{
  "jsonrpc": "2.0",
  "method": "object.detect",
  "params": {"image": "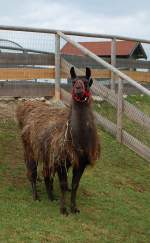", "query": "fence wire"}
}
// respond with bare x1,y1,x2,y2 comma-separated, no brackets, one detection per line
0,30,55,86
